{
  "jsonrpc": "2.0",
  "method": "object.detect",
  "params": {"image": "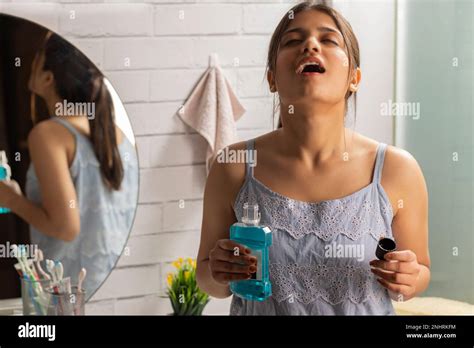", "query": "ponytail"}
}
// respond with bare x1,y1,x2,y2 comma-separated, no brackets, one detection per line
89,76,124,191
